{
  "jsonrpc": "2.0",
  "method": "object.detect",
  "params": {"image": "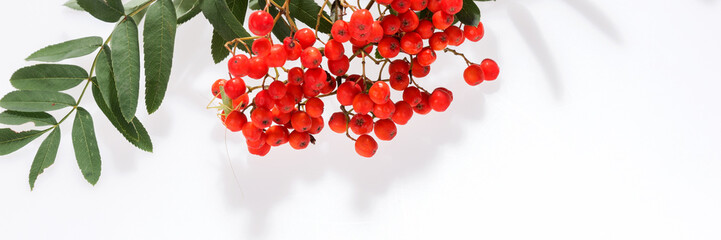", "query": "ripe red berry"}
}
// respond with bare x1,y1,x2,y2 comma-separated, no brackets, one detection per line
224,77,247,100
368,21,384,43
350,9,374,40
427,0,441,12
224,111,247,132
252,37,272,57
372,100,396,119
400,32,423,55
391,101,413,125
243,124,263,141
302,81,321,98
432,11,454,30
351,44,373,58
289,130,311,150
247,141,271,156
329,112,349,133
398,10,419,32
309,116,324,134
283,37,302,60
247,56,268,79
350,114,374,135
303,67,327,90
411,57,431,78
429,87,453,112
480,58,499,80
287,67,304,85
403,86,422,106
413,91,432,115
265,44,287,67
377,0,393,4
416,47,437,66
265,125,289,146
305,97,324,118
272,107,291,124
251,107,273,128
352,93,375,114
268,80,287,100
368,81,391,105
228,54,249,77
415,20,435,39
463,64,485,86
295,28,317,48
324,39,345,61
441,0,463,15
248,10,274,36
410,0,428,11
301,47,322,68
355,134,378,158
211,79,225,99
286,84,303,103
389,72,409,91
378,37,401,59
327,56,350,76
291,111,312,132
337,81,362,106
331,20,351,43
429,32,449,51
380,15,401,35
391,0,411,13
445,26,465,46
373,119,397,141
389,59,410,75
253,90,275,109
275,94,296,113
233,93,250,110
464,23,484,42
